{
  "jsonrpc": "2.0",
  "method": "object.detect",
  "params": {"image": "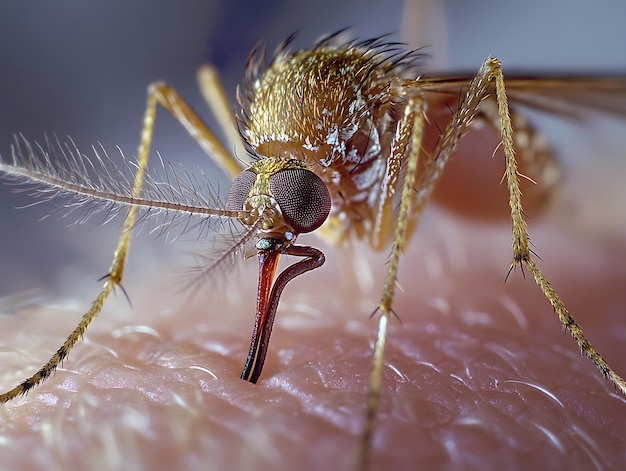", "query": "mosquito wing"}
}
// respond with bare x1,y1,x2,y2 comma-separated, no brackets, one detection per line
415,74,626,118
